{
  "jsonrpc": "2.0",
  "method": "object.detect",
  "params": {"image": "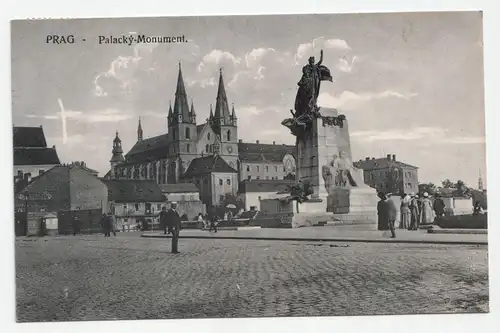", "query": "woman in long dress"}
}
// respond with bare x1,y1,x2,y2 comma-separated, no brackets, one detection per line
420,192,434,224
400,193,411,229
